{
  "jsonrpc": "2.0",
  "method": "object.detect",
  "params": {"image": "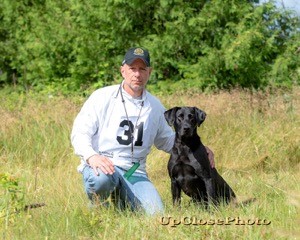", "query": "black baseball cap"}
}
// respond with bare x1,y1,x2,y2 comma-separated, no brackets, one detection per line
122,47,150,67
